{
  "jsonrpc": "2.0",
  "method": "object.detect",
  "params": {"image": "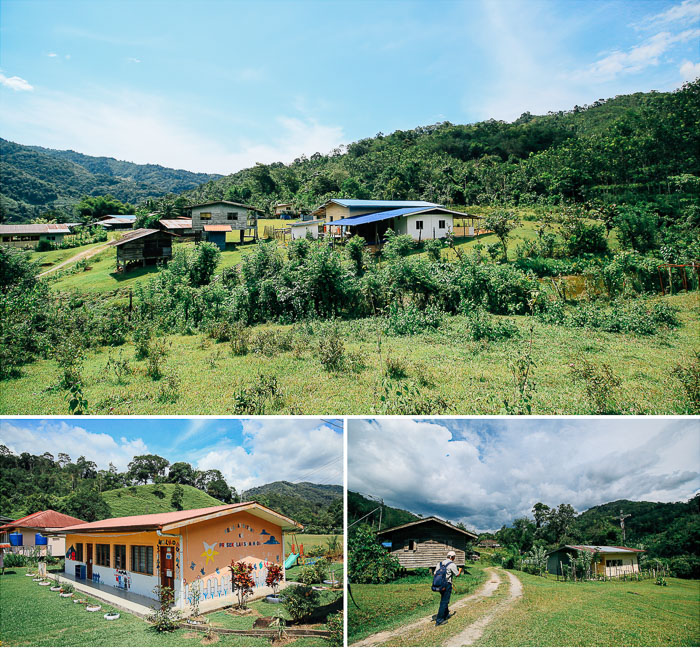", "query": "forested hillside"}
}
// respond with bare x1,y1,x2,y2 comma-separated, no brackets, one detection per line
243,481,343,533
0,445,340,532
348,491,420,531
0,138,221,223
184,81,699,214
